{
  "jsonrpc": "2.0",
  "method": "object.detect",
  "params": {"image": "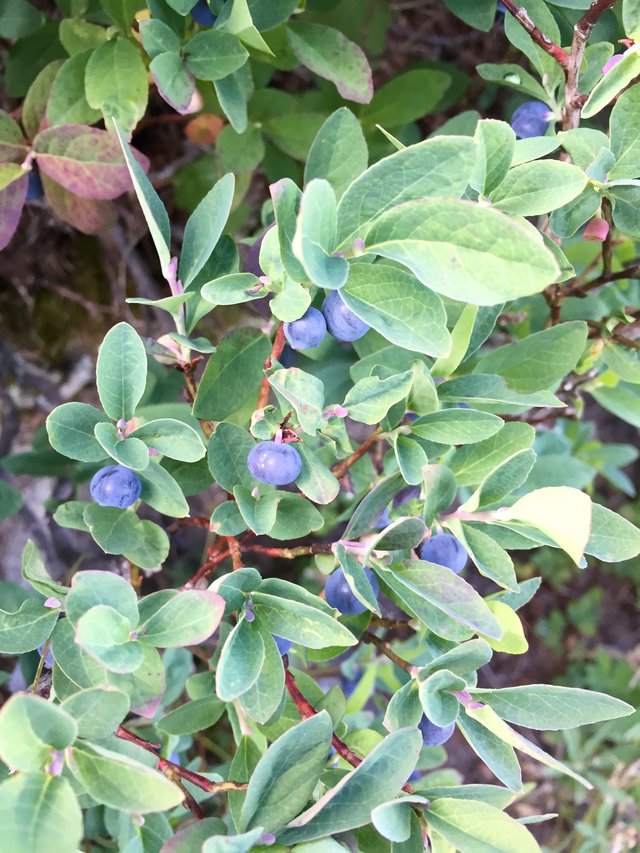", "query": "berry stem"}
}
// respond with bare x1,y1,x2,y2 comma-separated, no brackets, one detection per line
362,631,413,673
